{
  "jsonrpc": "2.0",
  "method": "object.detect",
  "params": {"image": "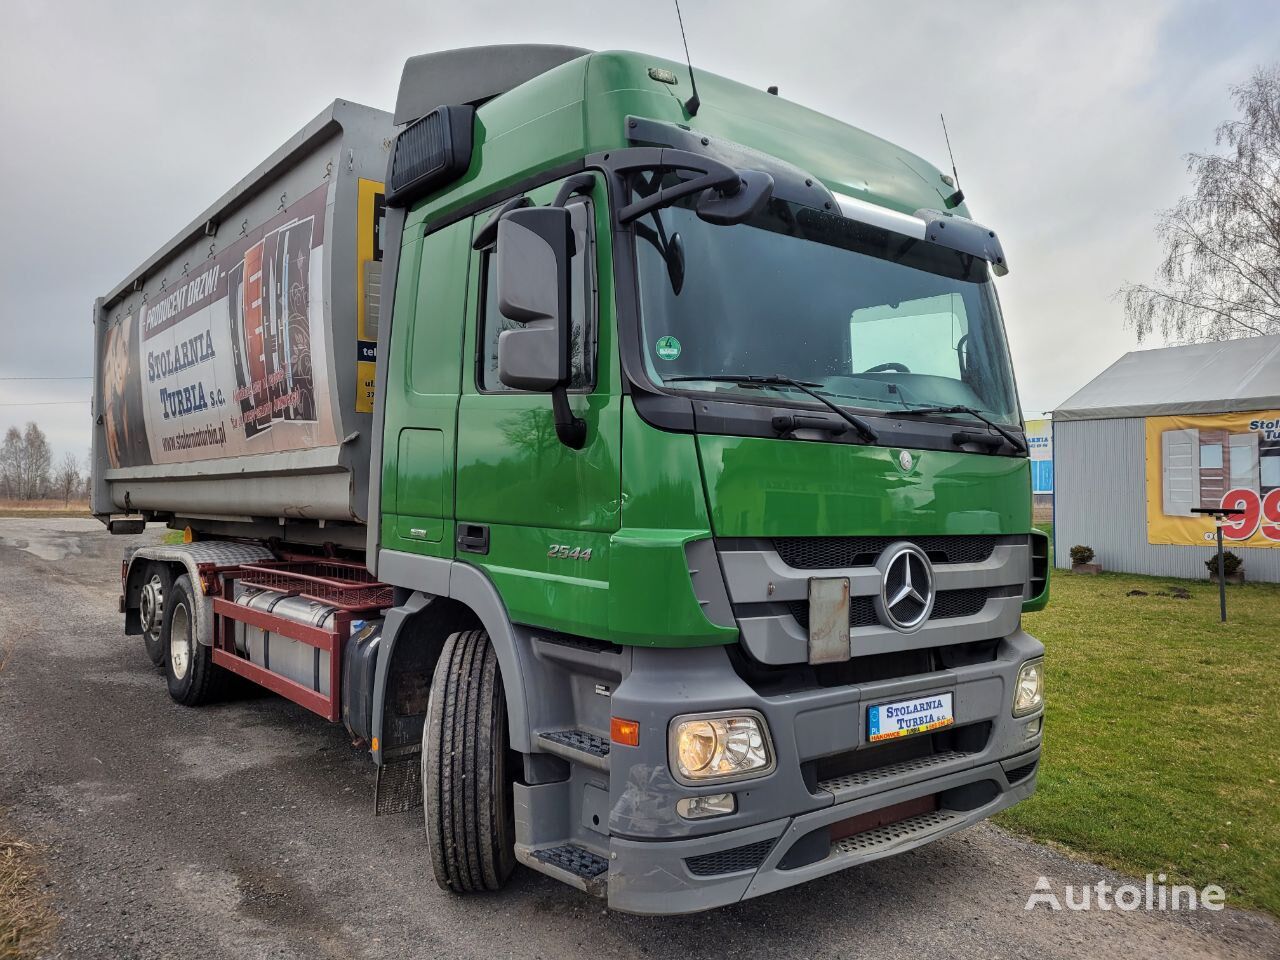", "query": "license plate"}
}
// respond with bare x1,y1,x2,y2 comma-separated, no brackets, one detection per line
868,692,955,742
